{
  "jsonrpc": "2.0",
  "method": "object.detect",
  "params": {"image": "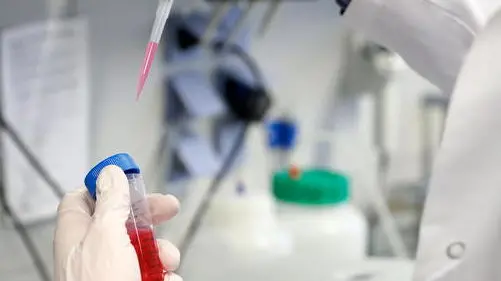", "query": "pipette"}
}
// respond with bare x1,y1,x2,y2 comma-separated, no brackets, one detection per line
137,0,175,100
